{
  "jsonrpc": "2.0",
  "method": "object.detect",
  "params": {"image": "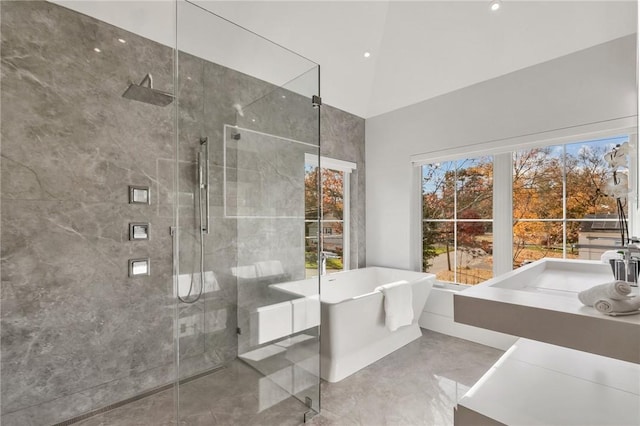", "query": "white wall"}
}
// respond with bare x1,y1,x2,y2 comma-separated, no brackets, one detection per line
366,35,637,270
